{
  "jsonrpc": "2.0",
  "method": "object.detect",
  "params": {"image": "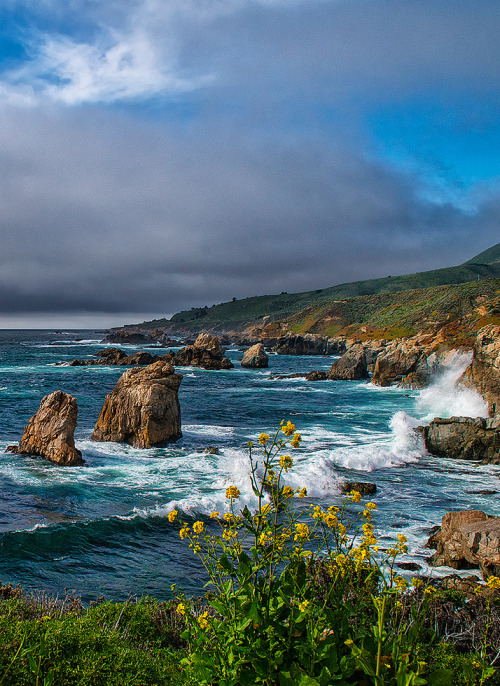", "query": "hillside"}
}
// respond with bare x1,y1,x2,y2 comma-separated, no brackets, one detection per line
128,242,500,335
